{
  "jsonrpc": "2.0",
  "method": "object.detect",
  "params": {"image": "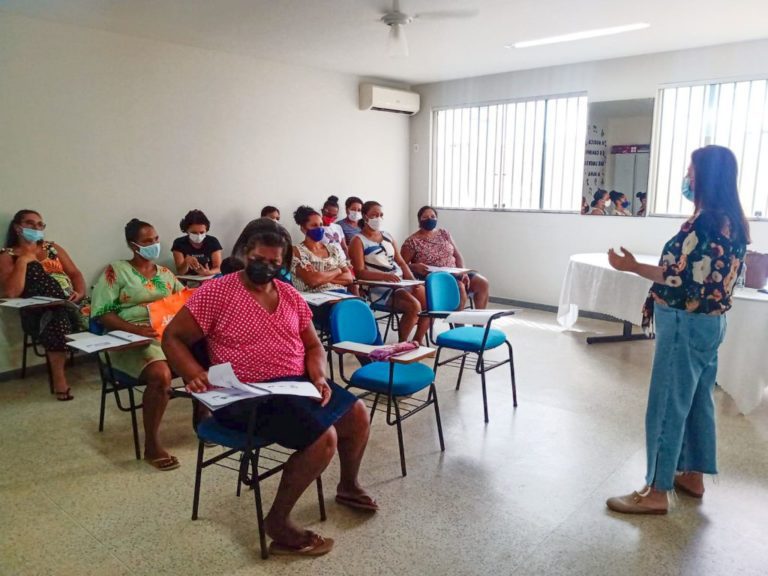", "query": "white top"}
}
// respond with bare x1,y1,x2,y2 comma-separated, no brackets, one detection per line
321,223,346,247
